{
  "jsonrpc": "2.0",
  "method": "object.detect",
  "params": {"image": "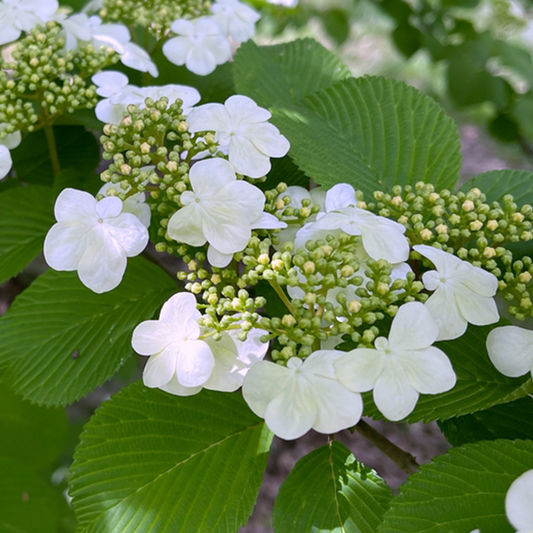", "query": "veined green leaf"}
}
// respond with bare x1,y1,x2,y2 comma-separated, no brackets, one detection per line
70,383,272,533
378,439,533,533
273,441,392,533
0,257,176,406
